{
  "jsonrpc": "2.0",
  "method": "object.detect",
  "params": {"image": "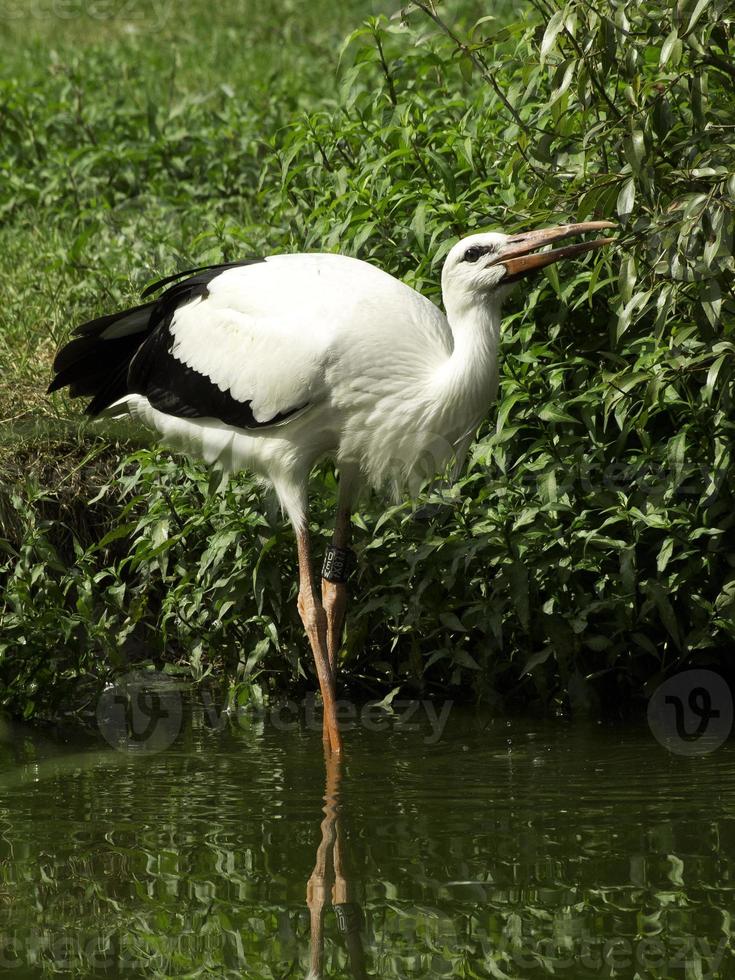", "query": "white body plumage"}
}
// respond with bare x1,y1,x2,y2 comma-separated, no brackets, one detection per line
51,223,613,528
111,249,502,525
